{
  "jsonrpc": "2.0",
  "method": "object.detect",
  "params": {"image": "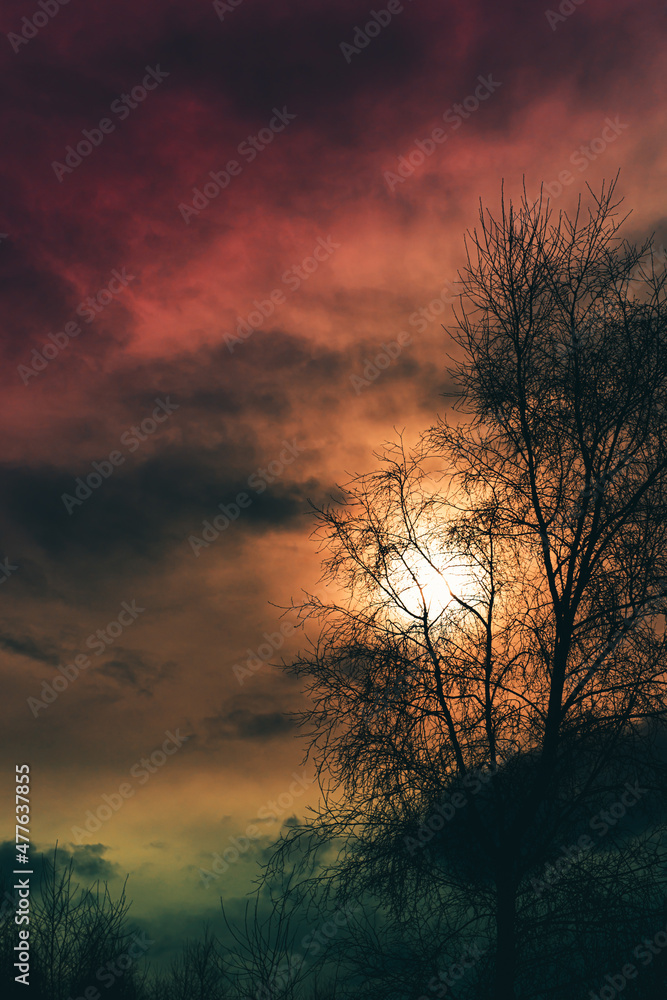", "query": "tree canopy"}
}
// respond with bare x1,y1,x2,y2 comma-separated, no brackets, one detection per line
266,179,667,1000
